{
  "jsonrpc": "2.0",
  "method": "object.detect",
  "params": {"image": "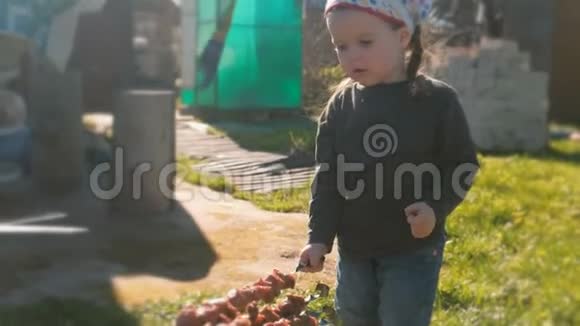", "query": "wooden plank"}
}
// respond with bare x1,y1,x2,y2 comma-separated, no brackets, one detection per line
214,152,285,160
177,138,230,145
254,183,310,193
195,160,265,172
233,165,299,177
177,144,241,155
234,181,312,193
232,173,313,187
177,144,241,153
177,141,235,149
230,167,314,178
231,171,313,184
